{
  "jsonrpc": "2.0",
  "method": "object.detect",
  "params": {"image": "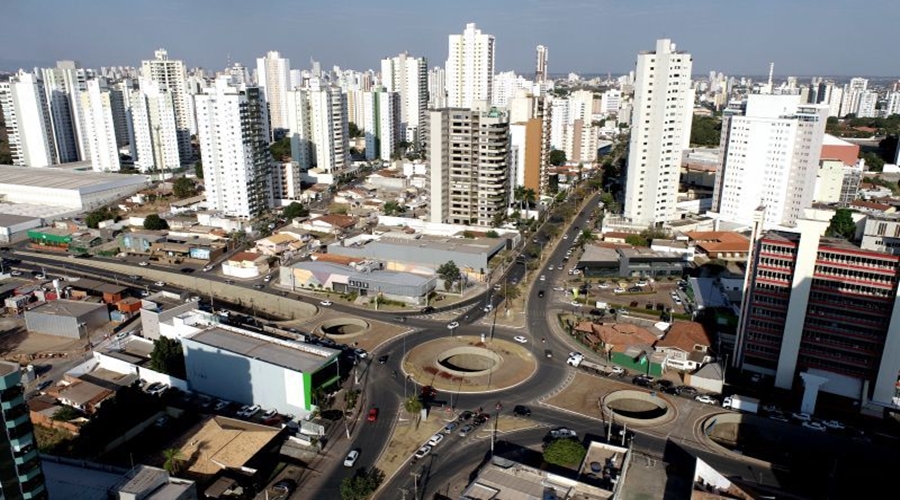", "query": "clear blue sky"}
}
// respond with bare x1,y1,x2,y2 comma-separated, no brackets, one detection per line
1,0,896,77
